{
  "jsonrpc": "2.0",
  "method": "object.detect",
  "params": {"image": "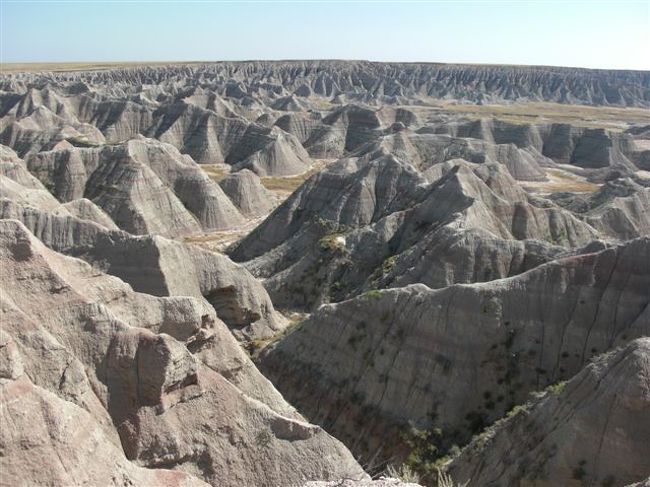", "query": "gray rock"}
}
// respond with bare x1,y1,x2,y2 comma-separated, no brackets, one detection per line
0,198,287,342
551,177,650,240
61,197,119,229
233,158,598,310
448,338,650,486
25,137,245,236
305,479,423,487
0,219,366,486
219,168,278,217
259,238,650,466
6,61,647,107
